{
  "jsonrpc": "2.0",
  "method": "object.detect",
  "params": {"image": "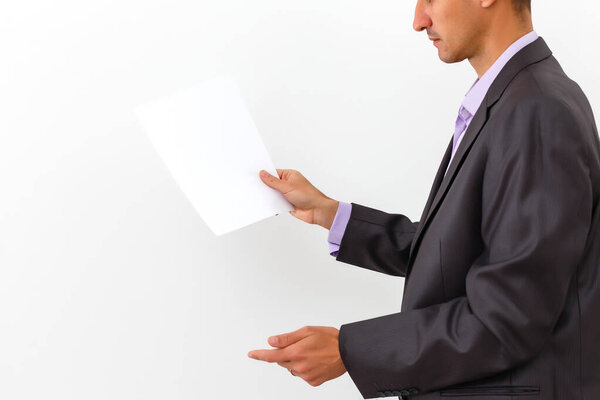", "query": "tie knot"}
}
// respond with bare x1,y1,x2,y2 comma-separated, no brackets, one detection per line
458,106,471,121
453,106,472,153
